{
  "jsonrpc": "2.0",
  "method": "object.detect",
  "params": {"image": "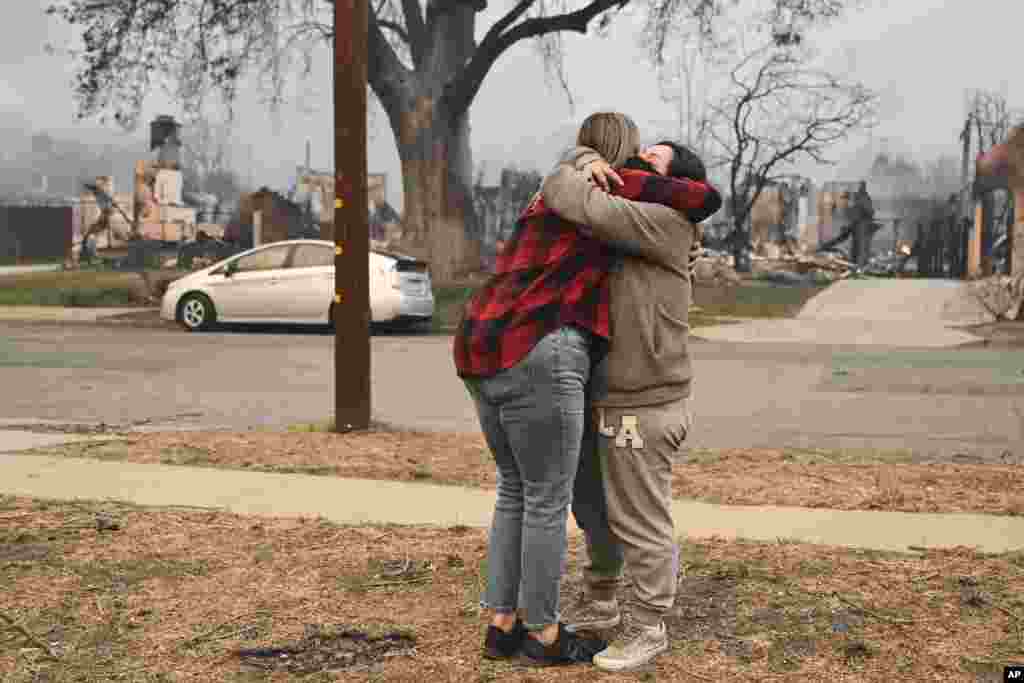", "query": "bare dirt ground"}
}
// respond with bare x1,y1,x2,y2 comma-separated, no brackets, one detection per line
2,496,1022,682
25,428,1024,516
